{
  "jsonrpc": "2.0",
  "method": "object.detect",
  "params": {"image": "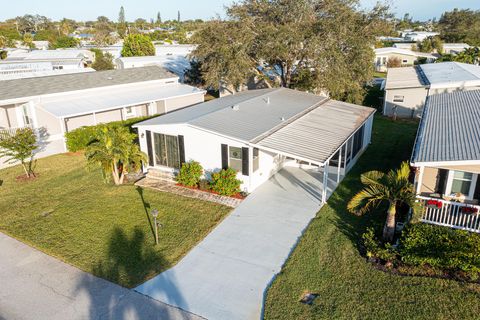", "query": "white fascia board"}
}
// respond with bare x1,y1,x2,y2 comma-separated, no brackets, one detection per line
411,160,480,167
